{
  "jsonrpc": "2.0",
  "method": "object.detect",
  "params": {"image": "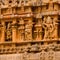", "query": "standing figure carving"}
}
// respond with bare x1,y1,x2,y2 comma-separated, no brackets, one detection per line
25,23,32,40
6,22,12,41
34,19,43,40
43,16,54,40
